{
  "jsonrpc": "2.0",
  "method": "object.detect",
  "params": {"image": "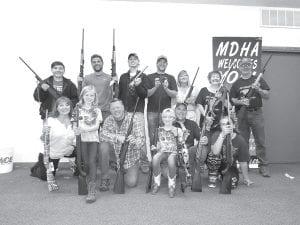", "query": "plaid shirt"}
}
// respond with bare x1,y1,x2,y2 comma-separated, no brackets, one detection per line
100,113,144,169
